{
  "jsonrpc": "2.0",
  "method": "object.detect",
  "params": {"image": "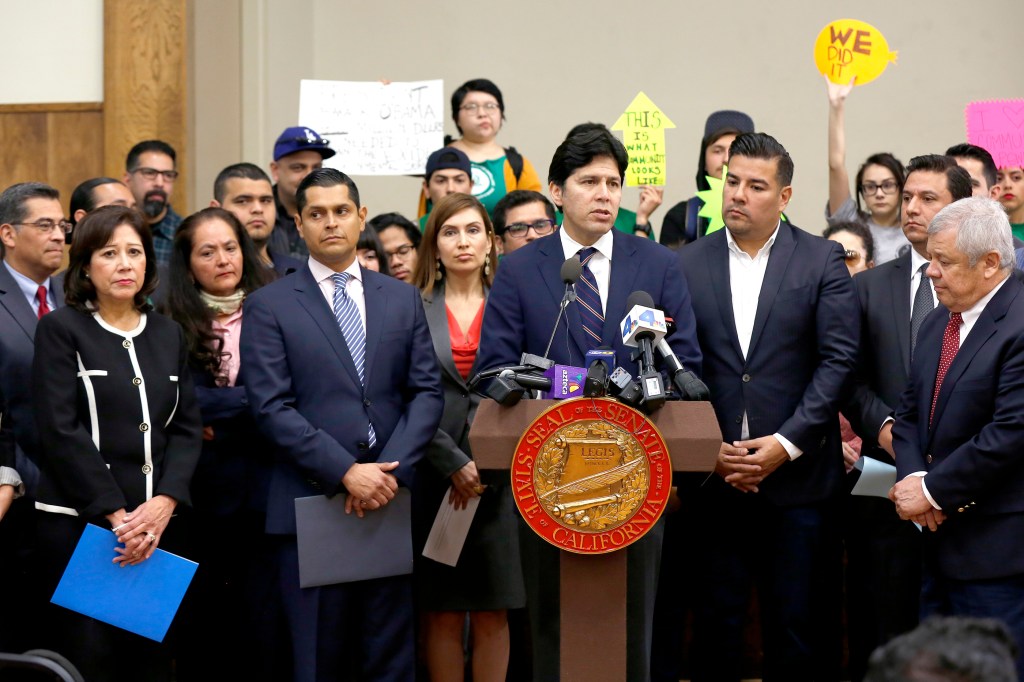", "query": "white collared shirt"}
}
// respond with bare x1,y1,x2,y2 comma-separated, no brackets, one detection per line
560,227,614,313
308,257,366,330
